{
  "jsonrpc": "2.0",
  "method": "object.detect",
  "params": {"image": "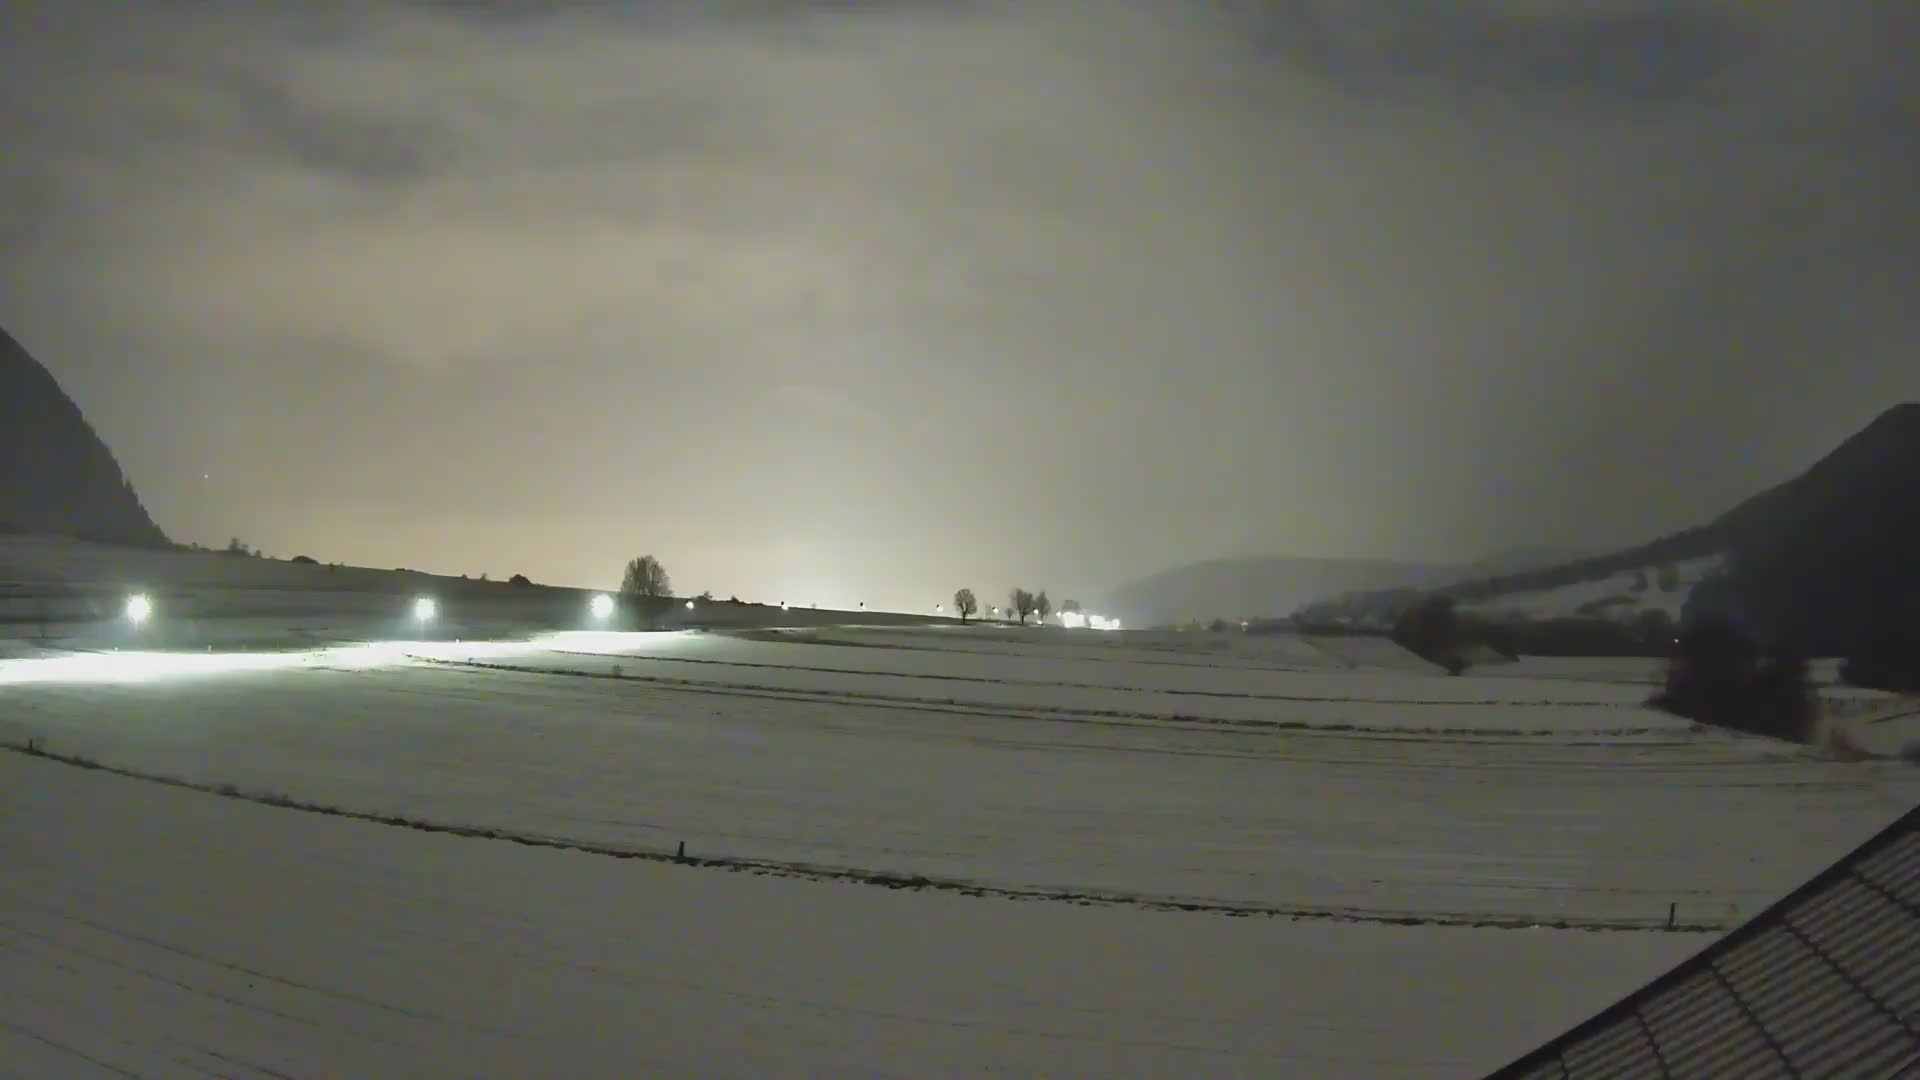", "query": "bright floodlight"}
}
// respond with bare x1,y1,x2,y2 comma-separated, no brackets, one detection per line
589,594,615,619
124,594,153,625
413,597,437,622
686,599,695,610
